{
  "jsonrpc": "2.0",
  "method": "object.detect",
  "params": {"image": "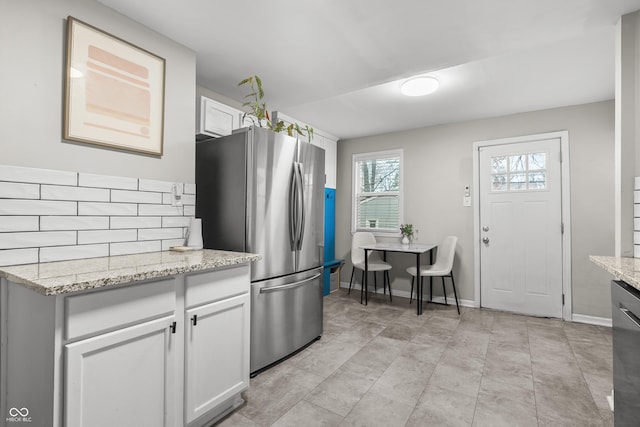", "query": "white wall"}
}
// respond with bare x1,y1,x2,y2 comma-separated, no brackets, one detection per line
0,0,196,183
337,100,614,319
